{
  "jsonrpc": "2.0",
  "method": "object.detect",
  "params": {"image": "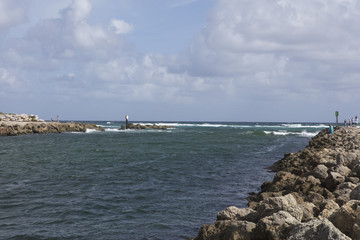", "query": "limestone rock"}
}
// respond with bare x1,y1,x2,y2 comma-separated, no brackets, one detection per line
312,164,328,180
256,194,303,221
325,172,345,191
319,200,340,219
255,211,300,240
332,165,351,177
217,206,258,223
194,220,256,240
0,113,45,122
288,218,351,240
329,200,360,239
300,201,317,222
